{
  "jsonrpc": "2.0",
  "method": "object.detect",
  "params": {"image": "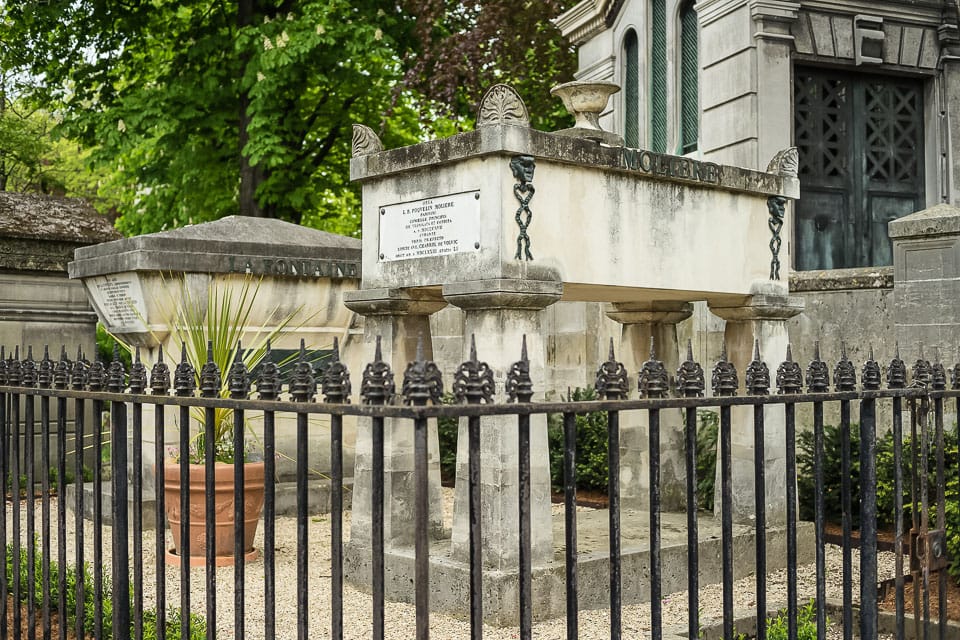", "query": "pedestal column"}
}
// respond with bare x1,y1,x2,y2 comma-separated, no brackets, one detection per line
442,279,562,570
605,301,693,512
342,288,447,549
709,284,804,525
